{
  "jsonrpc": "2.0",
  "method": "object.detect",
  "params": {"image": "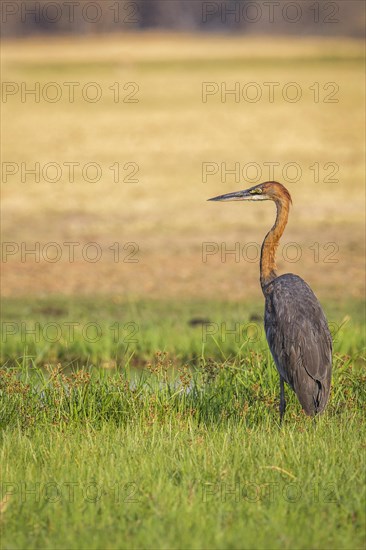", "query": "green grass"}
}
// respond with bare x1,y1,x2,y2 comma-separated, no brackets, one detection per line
1,296,364,366
0,348,365,550
1,297,365,550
